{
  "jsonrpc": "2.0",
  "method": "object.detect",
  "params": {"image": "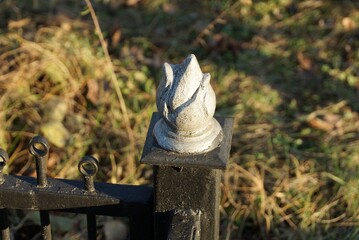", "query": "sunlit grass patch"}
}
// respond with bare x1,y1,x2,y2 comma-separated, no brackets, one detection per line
0,23,156,183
